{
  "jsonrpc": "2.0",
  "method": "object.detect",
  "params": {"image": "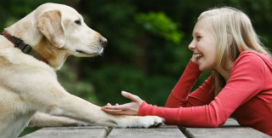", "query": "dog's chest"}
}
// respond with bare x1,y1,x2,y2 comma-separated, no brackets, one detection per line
0,112,34,138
